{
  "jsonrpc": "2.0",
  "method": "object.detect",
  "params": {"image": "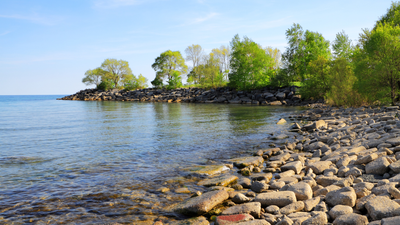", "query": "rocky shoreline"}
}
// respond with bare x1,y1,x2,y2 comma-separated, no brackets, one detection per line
159,105,400,225
57,86,320,106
